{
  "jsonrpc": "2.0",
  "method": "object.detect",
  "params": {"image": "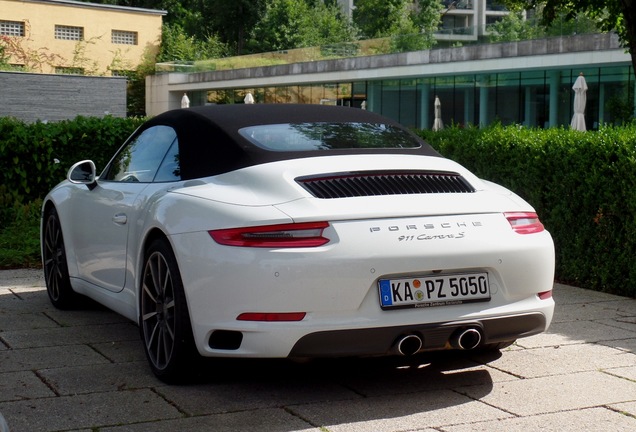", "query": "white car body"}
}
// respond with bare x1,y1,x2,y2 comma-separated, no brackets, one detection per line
42,104,555,381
